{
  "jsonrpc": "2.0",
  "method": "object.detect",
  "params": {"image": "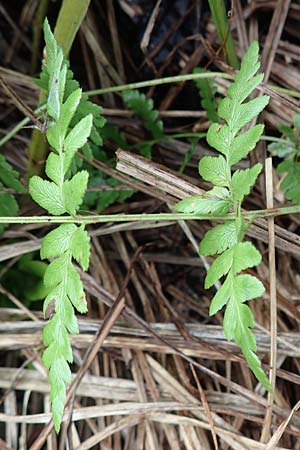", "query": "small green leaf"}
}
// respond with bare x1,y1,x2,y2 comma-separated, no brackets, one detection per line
176,187,232,216
45,153,61,184
193,67,219,122
228,74,263,104
59,299,79,334
47,49,64,121
278,124,298,144
198,155,229,187
277,160,300,203
0,190,19,233
71,225,90,271
218,96,269,135
209,276,231,315
29,176,65,215
229,125,264,165
234,274,265,302
231,163,262,202
232,242,262,274
46,122,62,151
48,356,72,432
269,141,295,158
0,155,25,192
43,314,60,347
59,88,82,139
44,253,69,288
223,297,271,391
207,123,230,155
200,222,237,256
41,224,77,259
66,263,87,313
63,171,89,214
293,114,300,131
123,89,164,139
64,115,93,173
43,18,58,76
205,248,234,289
